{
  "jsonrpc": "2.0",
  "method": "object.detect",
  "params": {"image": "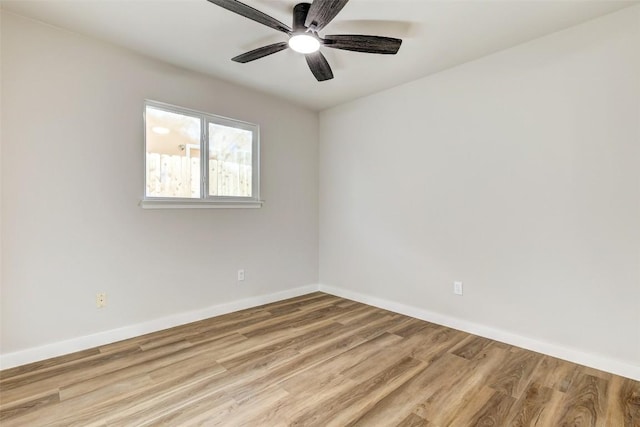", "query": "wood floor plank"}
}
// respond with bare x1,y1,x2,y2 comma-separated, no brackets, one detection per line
1,351,228,426
604,374,640,427
463,389,516,426
290,356,426,427
239,304,348,339
341,327,439,381
556,372,609,427
1,345,146,392
58,333,243,401
280,332,403,396
387,317,435,338
0,339,194,413
216,321,343,369
1,292,637,426
413,344,510,426
529,355,578,393
239,371,359,426
137,393,236,427
443,385,496,426
0,347,101,383
100,307,270,354
505,382,554,426
0,390,60,422
410,326,467,363
193,387,290,427
347,353,466,426
72,375,232,426
225,322,375,403
449,334,493,360
325,303,375,323
395,412,430,427
535,388,569,427
487,346,544,399
225,333,365,402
